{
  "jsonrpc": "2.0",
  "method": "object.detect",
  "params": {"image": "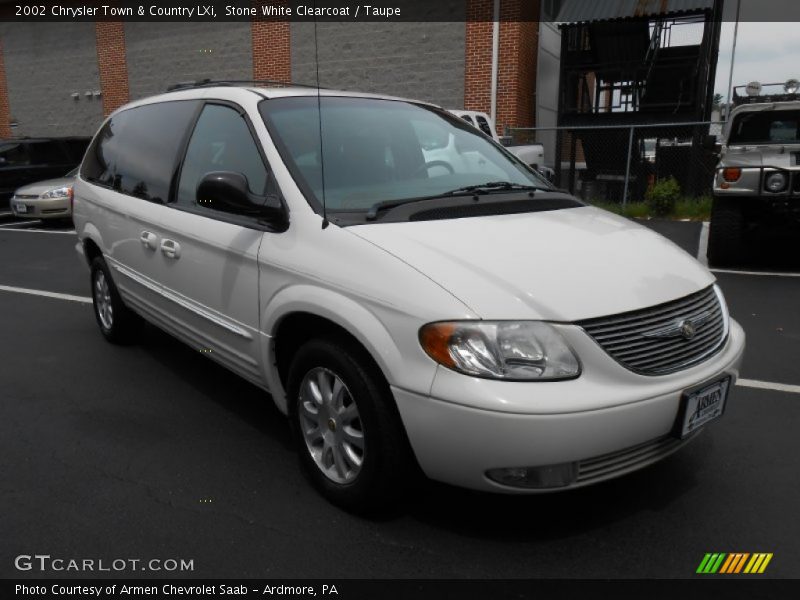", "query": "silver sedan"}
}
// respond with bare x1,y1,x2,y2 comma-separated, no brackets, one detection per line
10,167,77,220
